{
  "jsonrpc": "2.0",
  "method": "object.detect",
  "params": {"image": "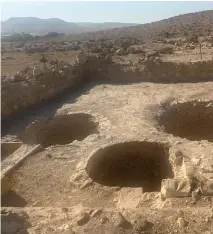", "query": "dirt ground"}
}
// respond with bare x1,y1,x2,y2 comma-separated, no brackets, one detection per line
1,50,79,76
2,79,213,233
2,42,213,76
